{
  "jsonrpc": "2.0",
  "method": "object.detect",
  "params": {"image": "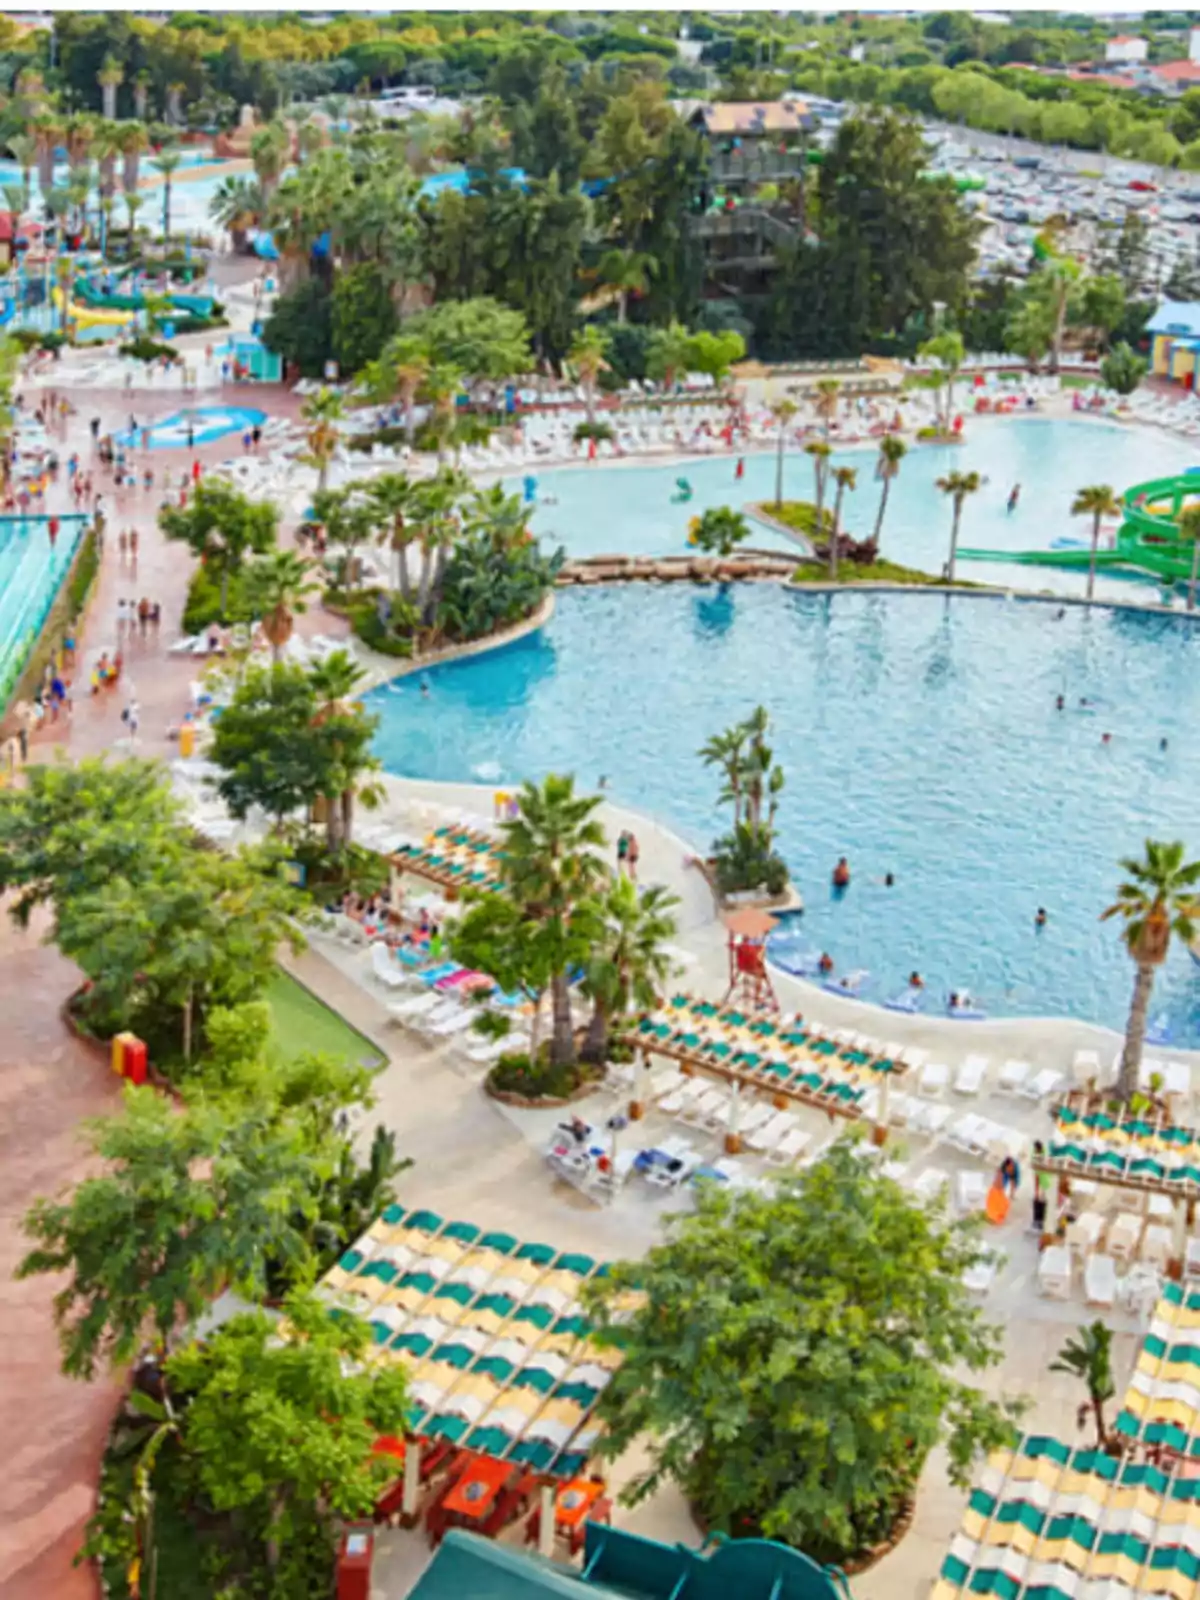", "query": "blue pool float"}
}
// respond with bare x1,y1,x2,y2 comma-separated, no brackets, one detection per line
884,986,925,1014
770,946,824,977
823,969,870,997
